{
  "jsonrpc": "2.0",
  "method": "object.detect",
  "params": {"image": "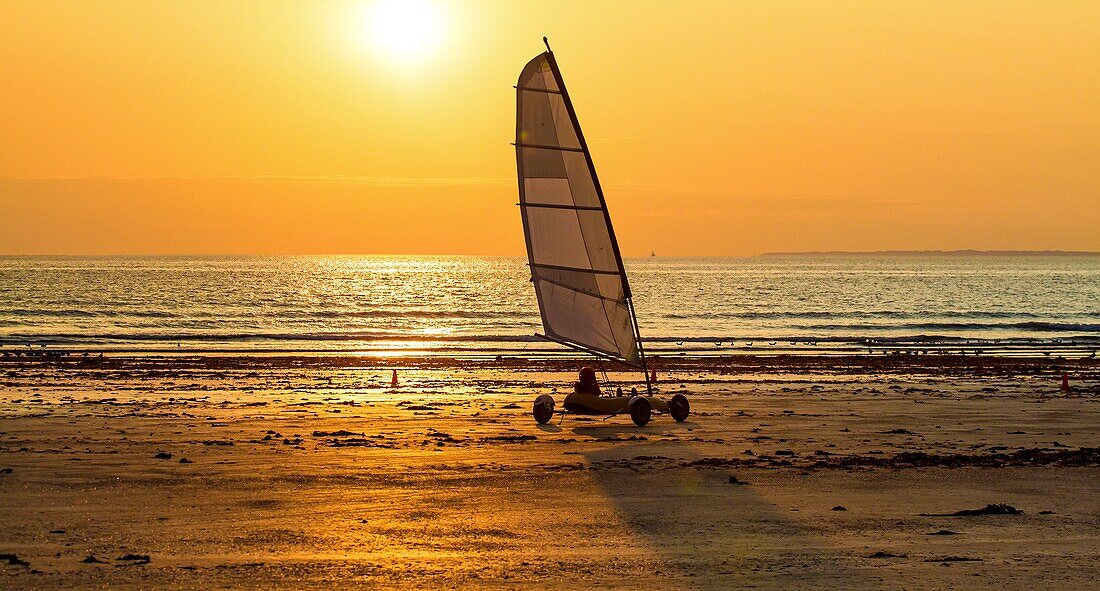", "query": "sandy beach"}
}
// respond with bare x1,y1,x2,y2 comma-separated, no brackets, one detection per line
1,353,1097,589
